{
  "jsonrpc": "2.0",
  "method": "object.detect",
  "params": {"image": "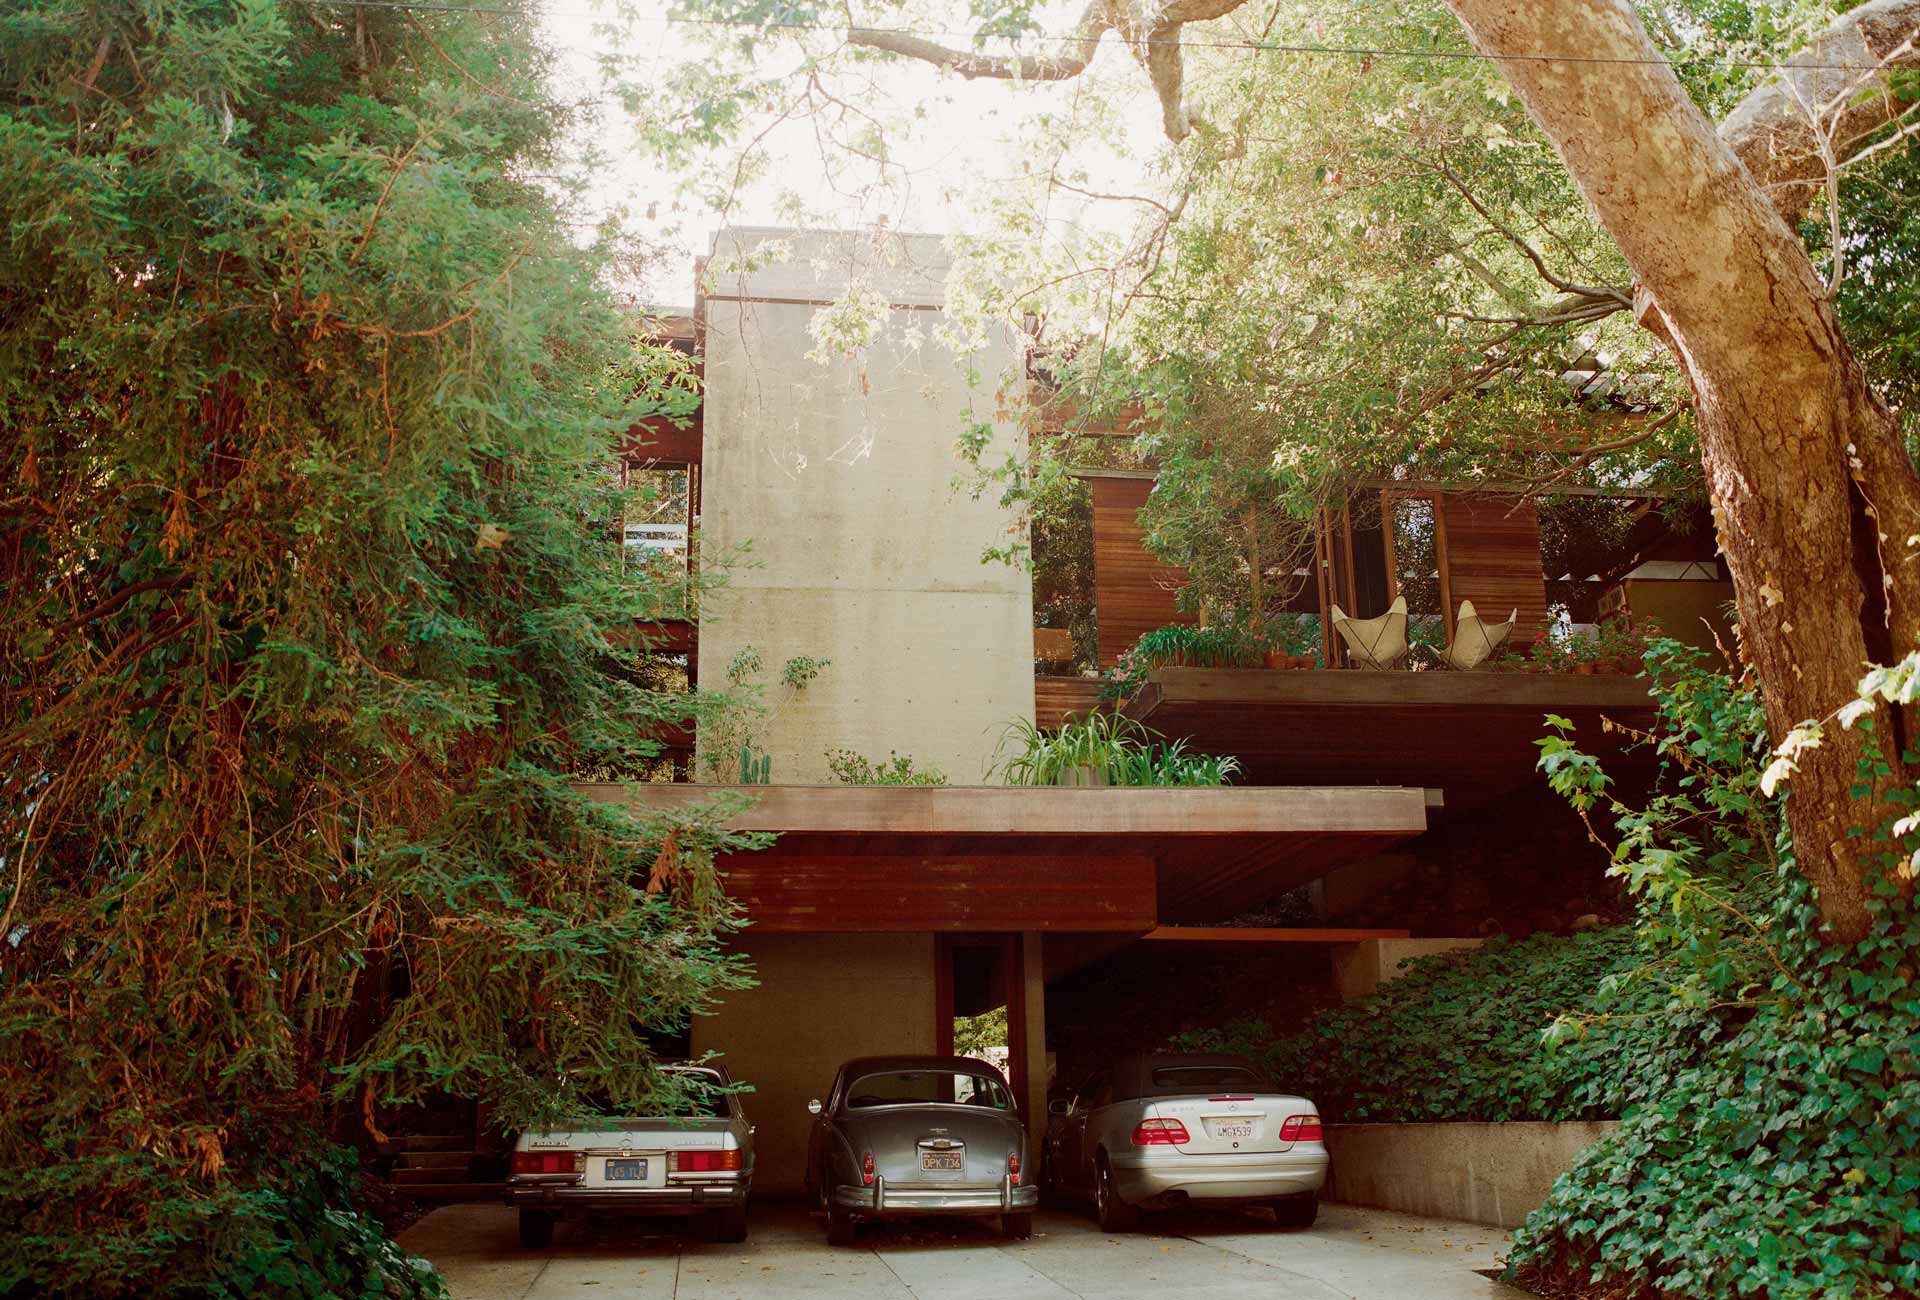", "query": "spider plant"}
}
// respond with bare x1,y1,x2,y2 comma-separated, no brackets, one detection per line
992,714,1239,787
